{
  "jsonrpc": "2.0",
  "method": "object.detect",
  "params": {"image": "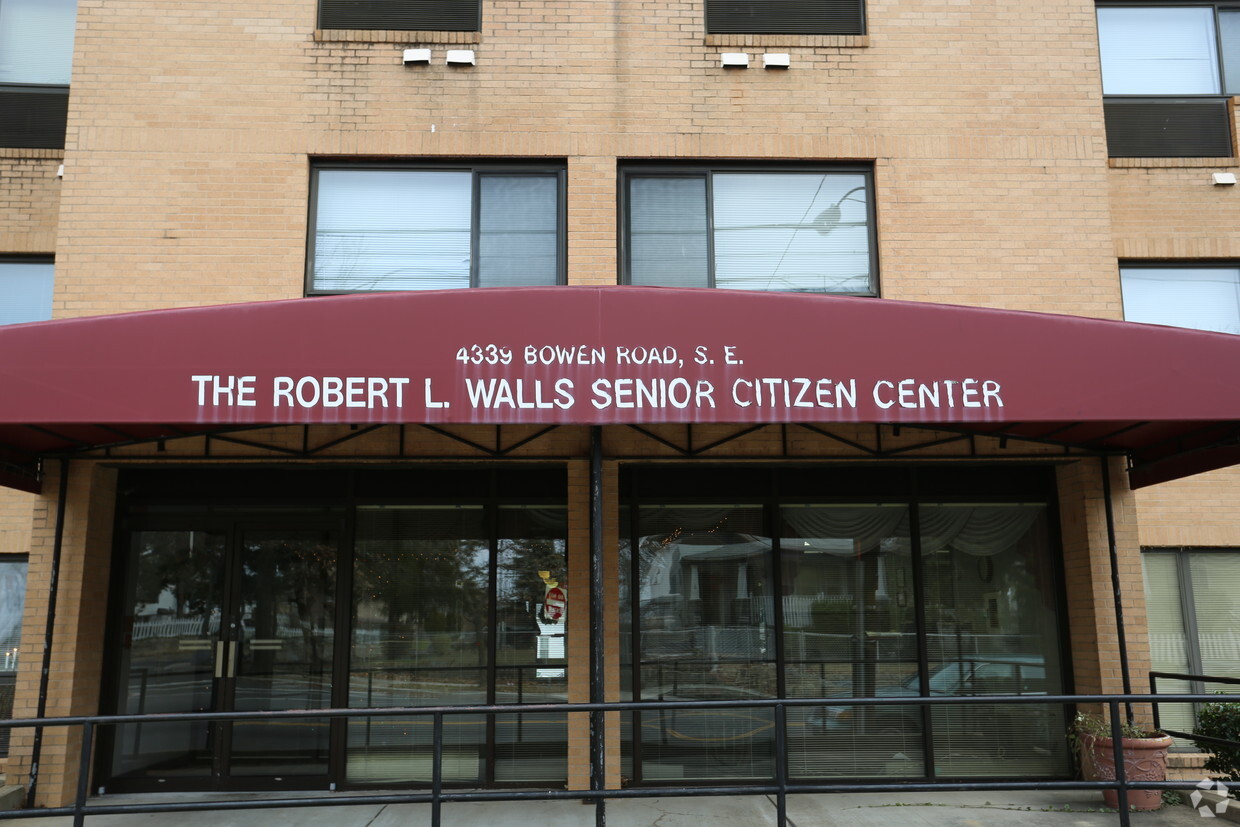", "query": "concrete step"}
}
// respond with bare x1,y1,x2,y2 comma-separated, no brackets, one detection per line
0,784,24,811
